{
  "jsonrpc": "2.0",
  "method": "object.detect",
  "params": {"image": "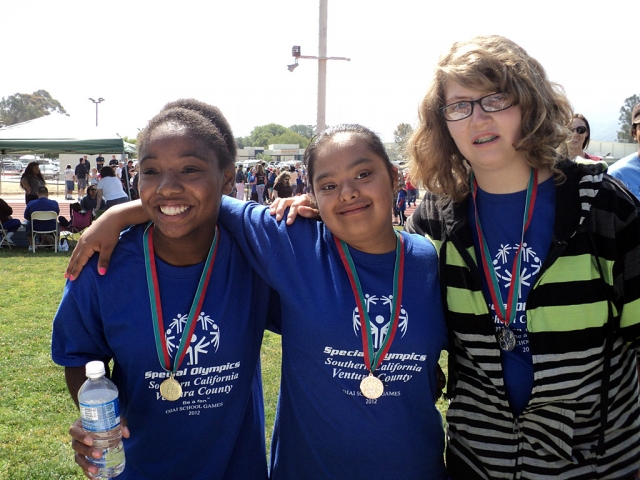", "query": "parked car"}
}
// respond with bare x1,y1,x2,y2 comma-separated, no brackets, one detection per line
1,160,23,174
40,163,60,180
